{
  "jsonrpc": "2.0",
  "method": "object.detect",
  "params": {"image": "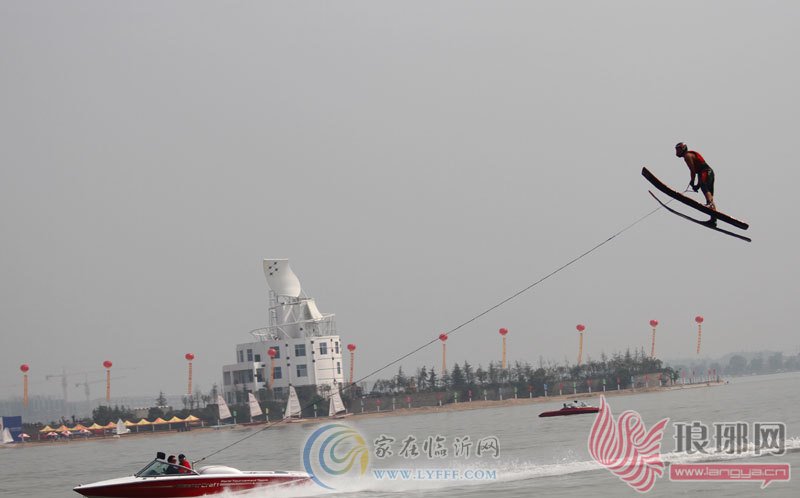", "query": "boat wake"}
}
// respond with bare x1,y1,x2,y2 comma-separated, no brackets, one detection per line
226,437,800,497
